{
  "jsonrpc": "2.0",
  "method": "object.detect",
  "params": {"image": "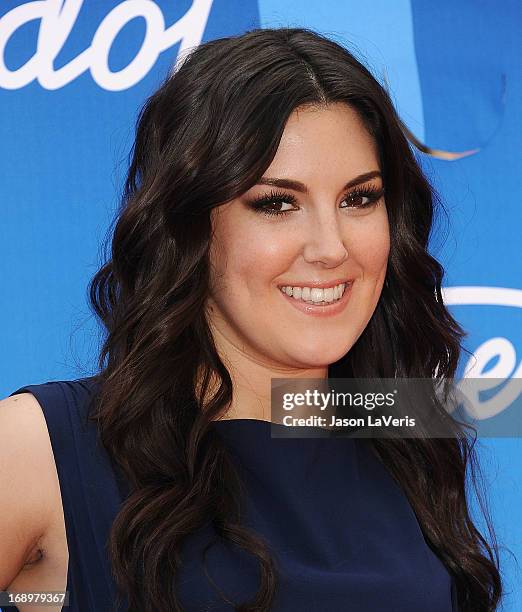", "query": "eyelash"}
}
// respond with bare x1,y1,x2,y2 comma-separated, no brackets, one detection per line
248,184,385,218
